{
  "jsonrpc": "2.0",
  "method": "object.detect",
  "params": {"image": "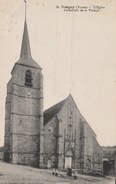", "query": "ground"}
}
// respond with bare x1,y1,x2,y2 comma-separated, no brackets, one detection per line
0,161,115,184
